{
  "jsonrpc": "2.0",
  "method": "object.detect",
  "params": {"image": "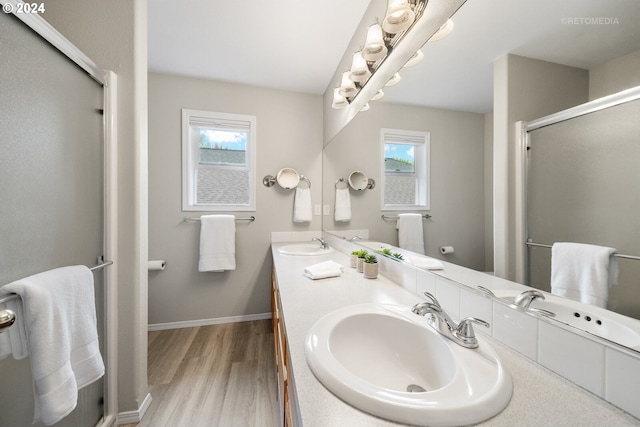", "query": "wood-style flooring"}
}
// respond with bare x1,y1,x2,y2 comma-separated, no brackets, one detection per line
122,320,277,427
